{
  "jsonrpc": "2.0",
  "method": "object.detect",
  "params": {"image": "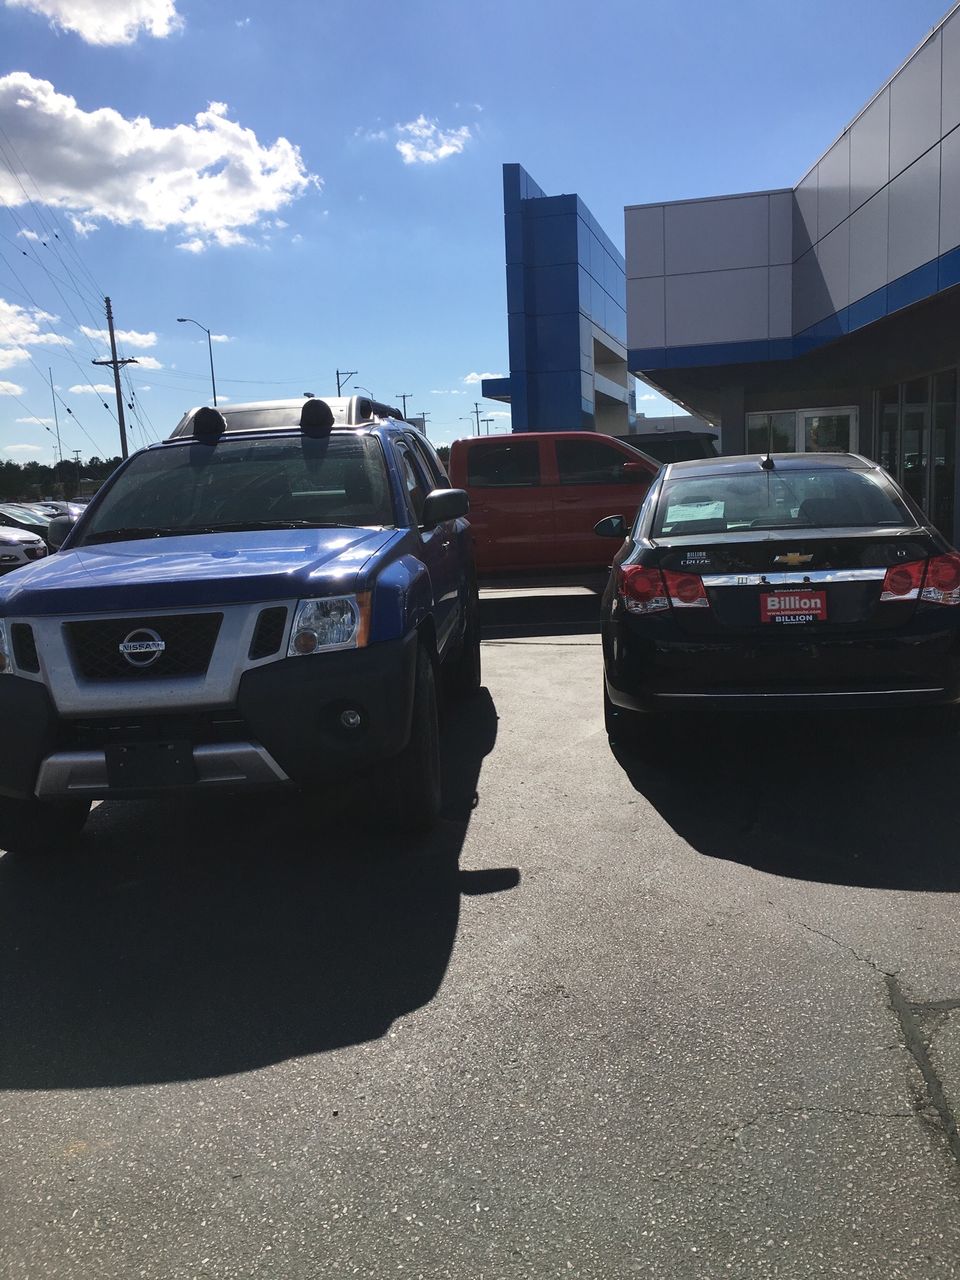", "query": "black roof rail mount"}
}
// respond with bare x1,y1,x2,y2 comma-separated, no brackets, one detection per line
300,398,335,437
193,406,227,442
